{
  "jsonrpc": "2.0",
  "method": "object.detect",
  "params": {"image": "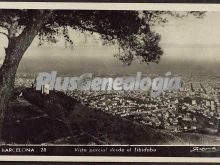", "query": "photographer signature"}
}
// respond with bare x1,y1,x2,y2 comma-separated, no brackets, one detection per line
190,147,219,153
